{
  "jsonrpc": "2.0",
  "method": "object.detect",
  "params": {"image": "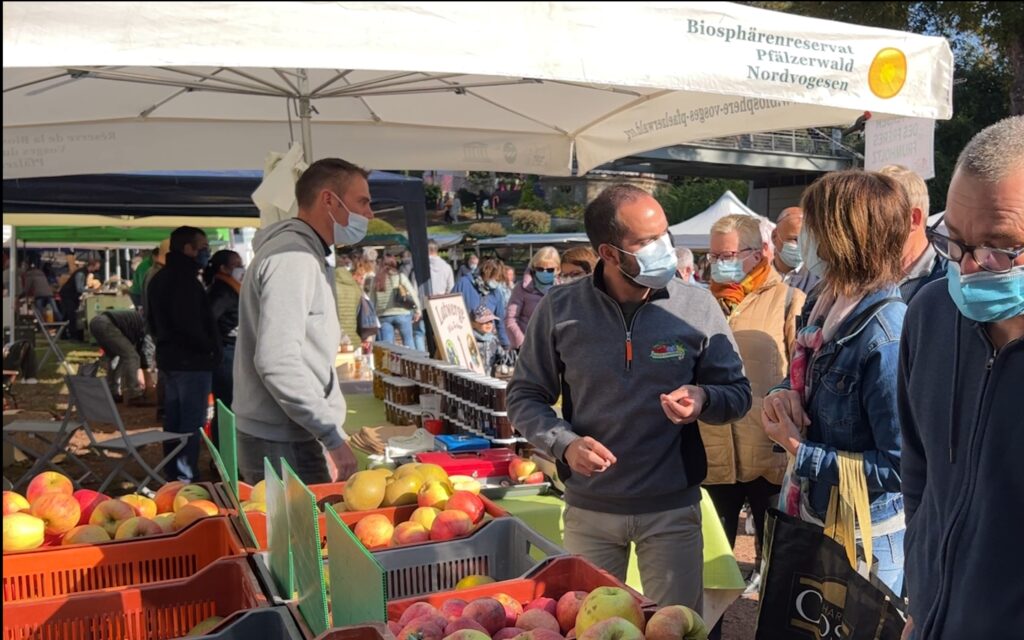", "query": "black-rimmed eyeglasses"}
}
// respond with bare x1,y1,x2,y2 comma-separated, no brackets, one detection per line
926,228,1024,274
